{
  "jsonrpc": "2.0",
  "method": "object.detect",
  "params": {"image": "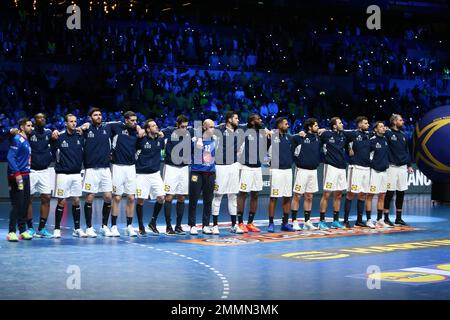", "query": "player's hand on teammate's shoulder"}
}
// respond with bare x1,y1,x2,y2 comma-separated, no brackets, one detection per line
9,128,19,136
51,130,60,140
298,130,306,138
